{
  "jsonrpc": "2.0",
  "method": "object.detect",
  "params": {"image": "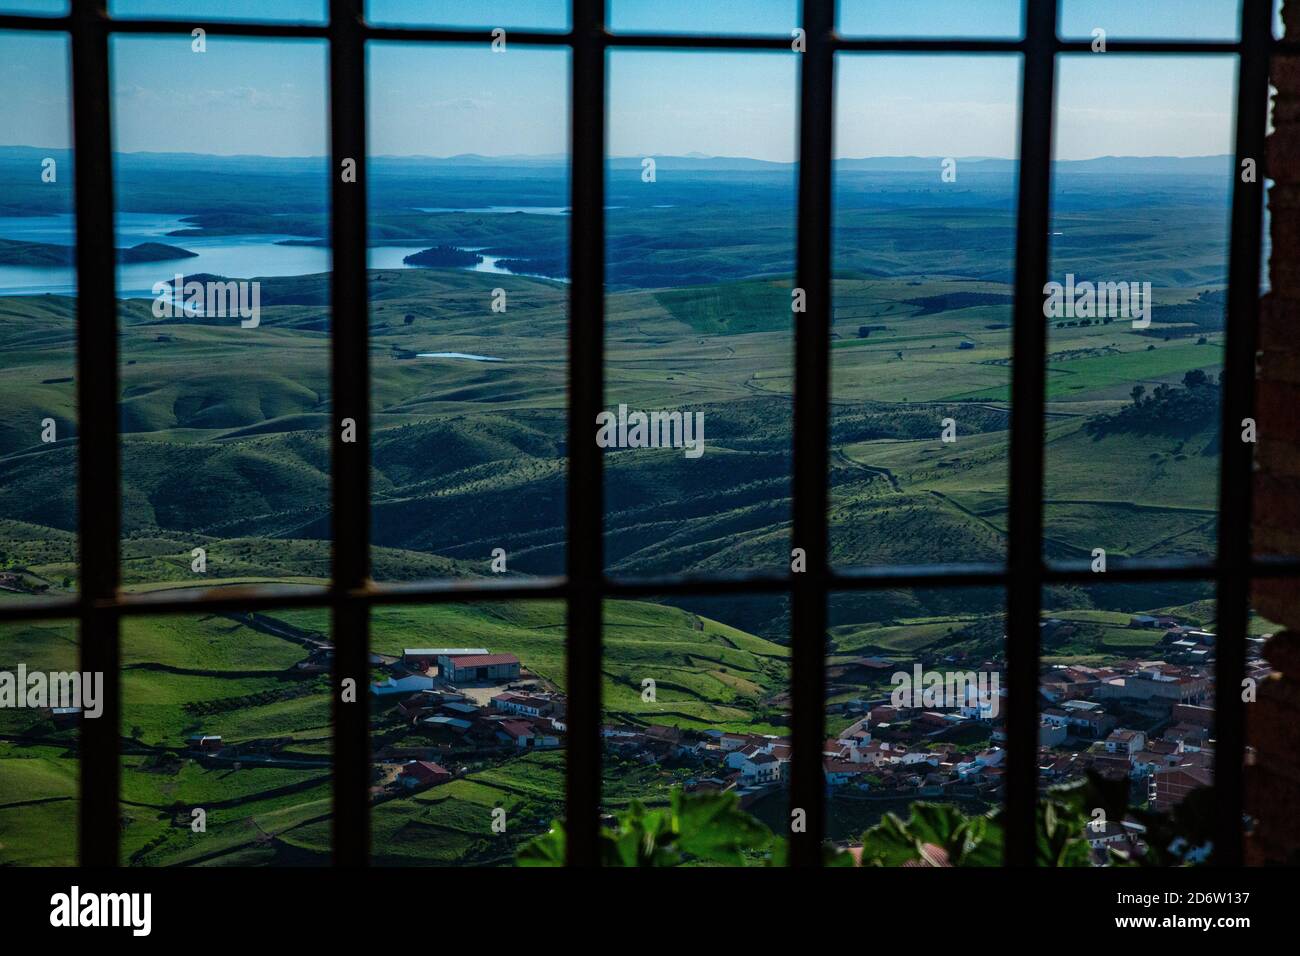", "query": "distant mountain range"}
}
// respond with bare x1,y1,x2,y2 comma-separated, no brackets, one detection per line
0,145,1236,176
